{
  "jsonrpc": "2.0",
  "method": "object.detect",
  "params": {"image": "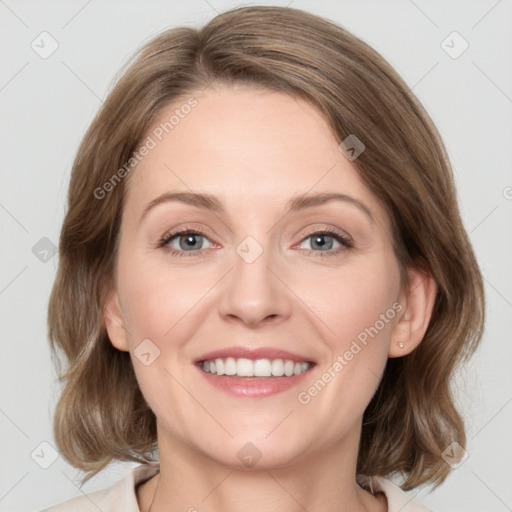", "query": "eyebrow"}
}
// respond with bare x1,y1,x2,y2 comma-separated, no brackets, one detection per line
139,191,374,224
